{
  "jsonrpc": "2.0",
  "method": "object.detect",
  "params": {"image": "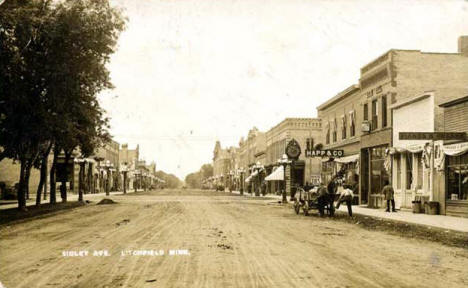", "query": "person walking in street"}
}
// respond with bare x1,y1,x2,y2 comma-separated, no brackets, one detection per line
382,180,396,212
335,183,353,216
